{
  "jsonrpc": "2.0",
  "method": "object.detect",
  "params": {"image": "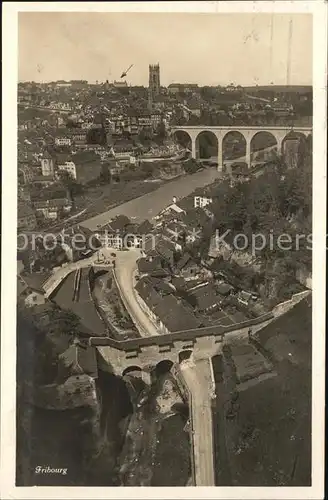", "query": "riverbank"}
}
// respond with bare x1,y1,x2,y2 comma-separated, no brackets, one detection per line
81,166,221,230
